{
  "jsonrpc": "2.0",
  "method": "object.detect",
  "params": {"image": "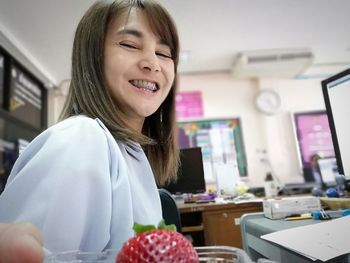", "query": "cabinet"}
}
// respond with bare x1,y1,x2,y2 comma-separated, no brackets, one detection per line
178,201,263,248
0,45,47,193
